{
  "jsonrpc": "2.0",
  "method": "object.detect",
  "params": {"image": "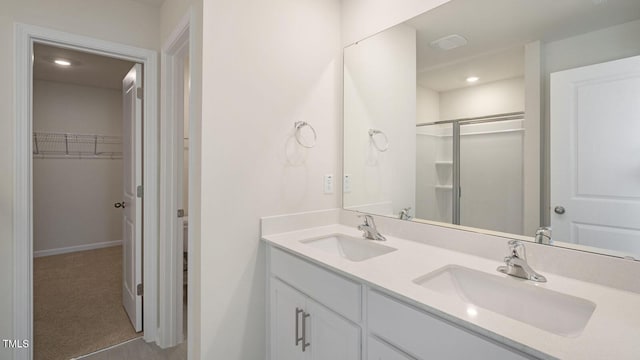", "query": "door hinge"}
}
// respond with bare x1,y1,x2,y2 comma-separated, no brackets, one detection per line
177,209,185,218
136,283,143,296
137,87,143,100
137,185,143,198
